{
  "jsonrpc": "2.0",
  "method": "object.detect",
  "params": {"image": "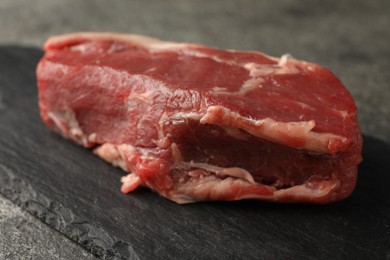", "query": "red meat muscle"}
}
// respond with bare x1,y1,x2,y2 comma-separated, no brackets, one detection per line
37,33,362,204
